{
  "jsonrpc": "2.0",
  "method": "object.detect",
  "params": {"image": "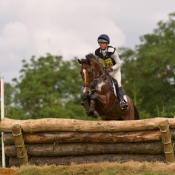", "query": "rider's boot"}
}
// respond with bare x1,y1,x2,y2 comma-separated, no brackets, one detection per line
118,86,128,110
